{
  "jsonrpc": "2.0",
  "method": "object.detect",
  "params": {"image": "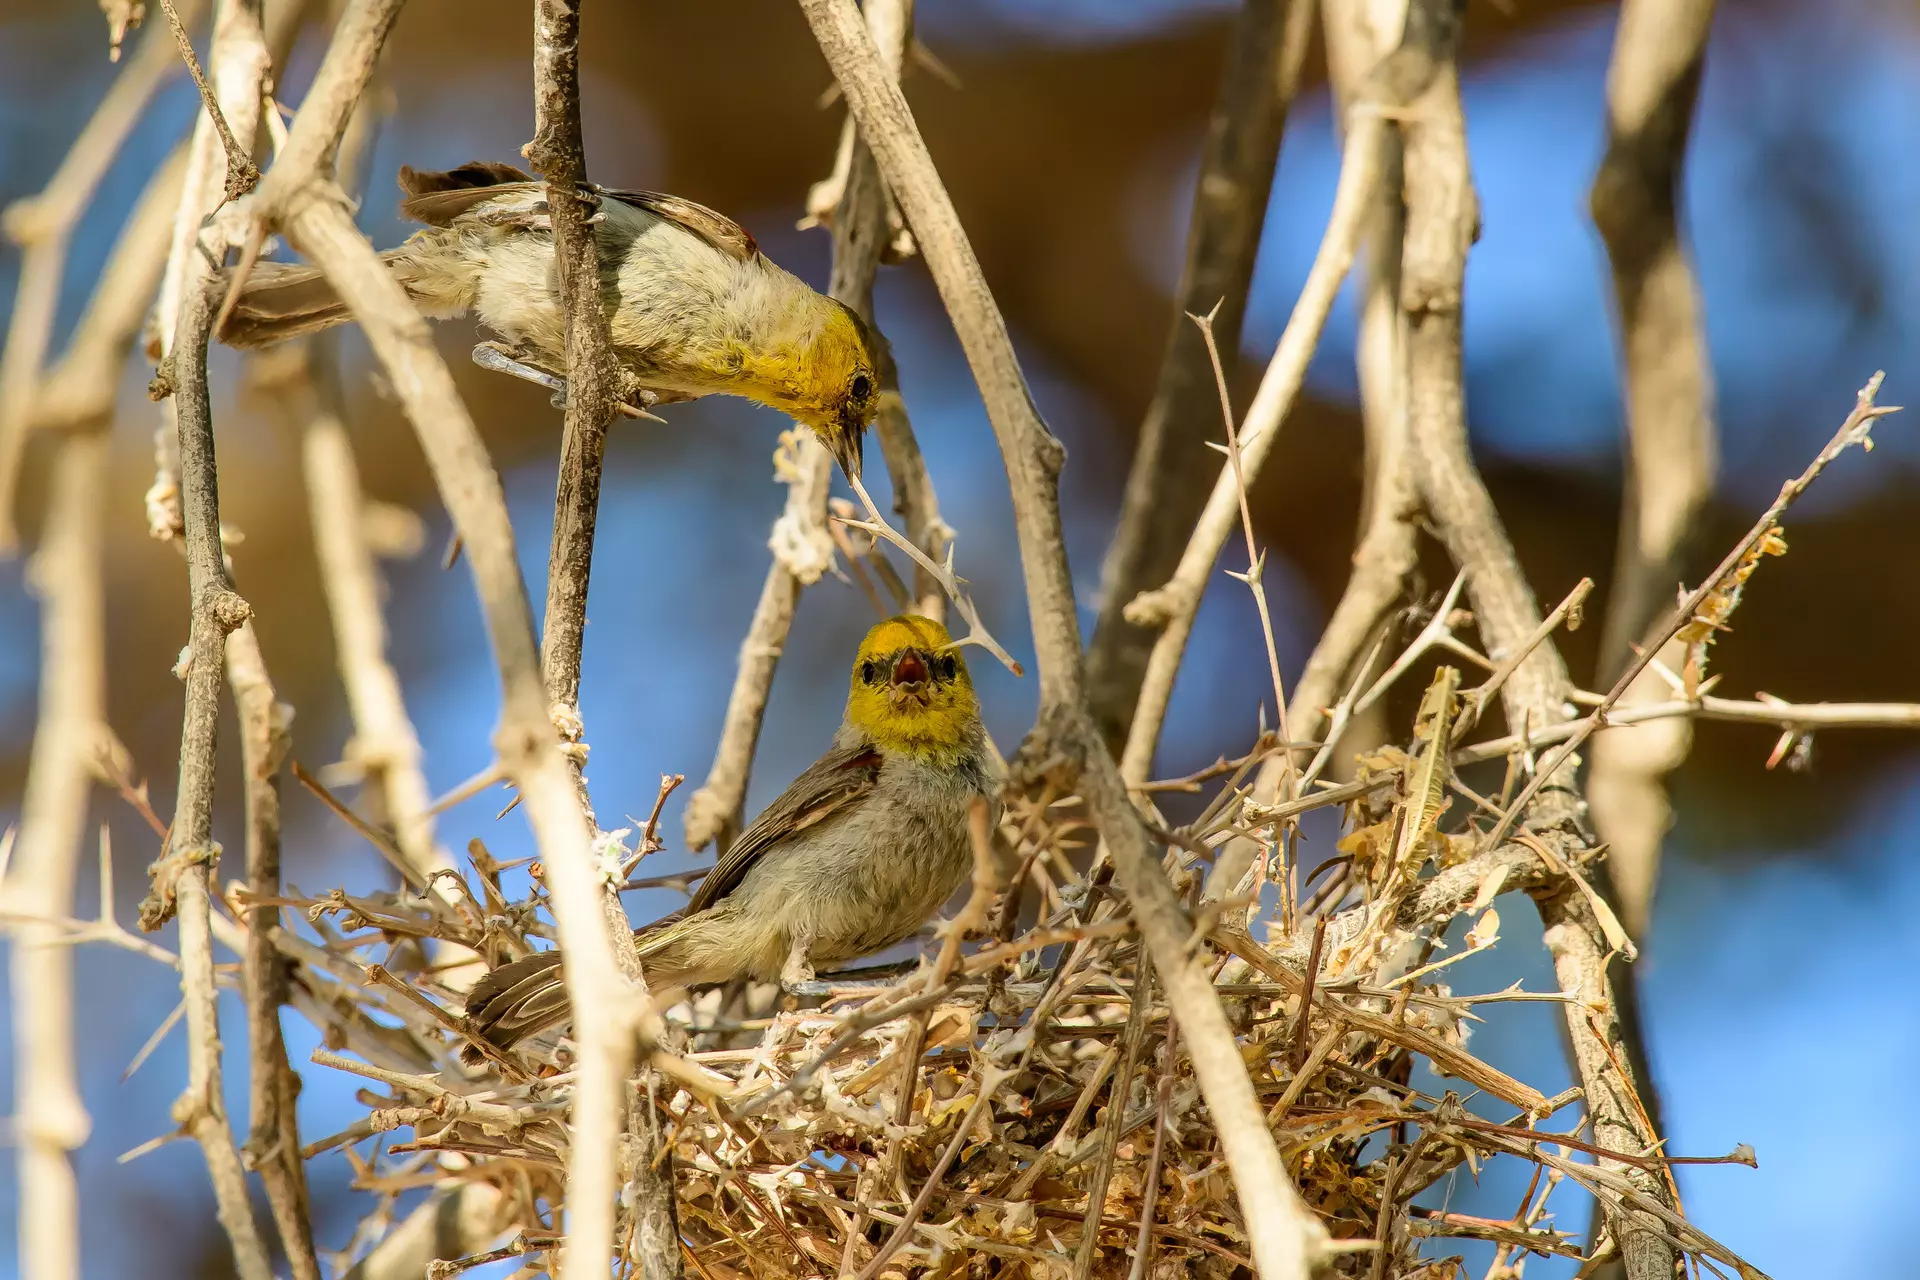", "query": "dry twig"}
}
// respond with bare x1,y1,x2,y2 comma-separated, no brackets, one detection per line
4,436,107,1280
798,2,1332,1274
1586,0,1720,944
150,275,274,1280
1086,0,1314,747
524,4,663,1274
